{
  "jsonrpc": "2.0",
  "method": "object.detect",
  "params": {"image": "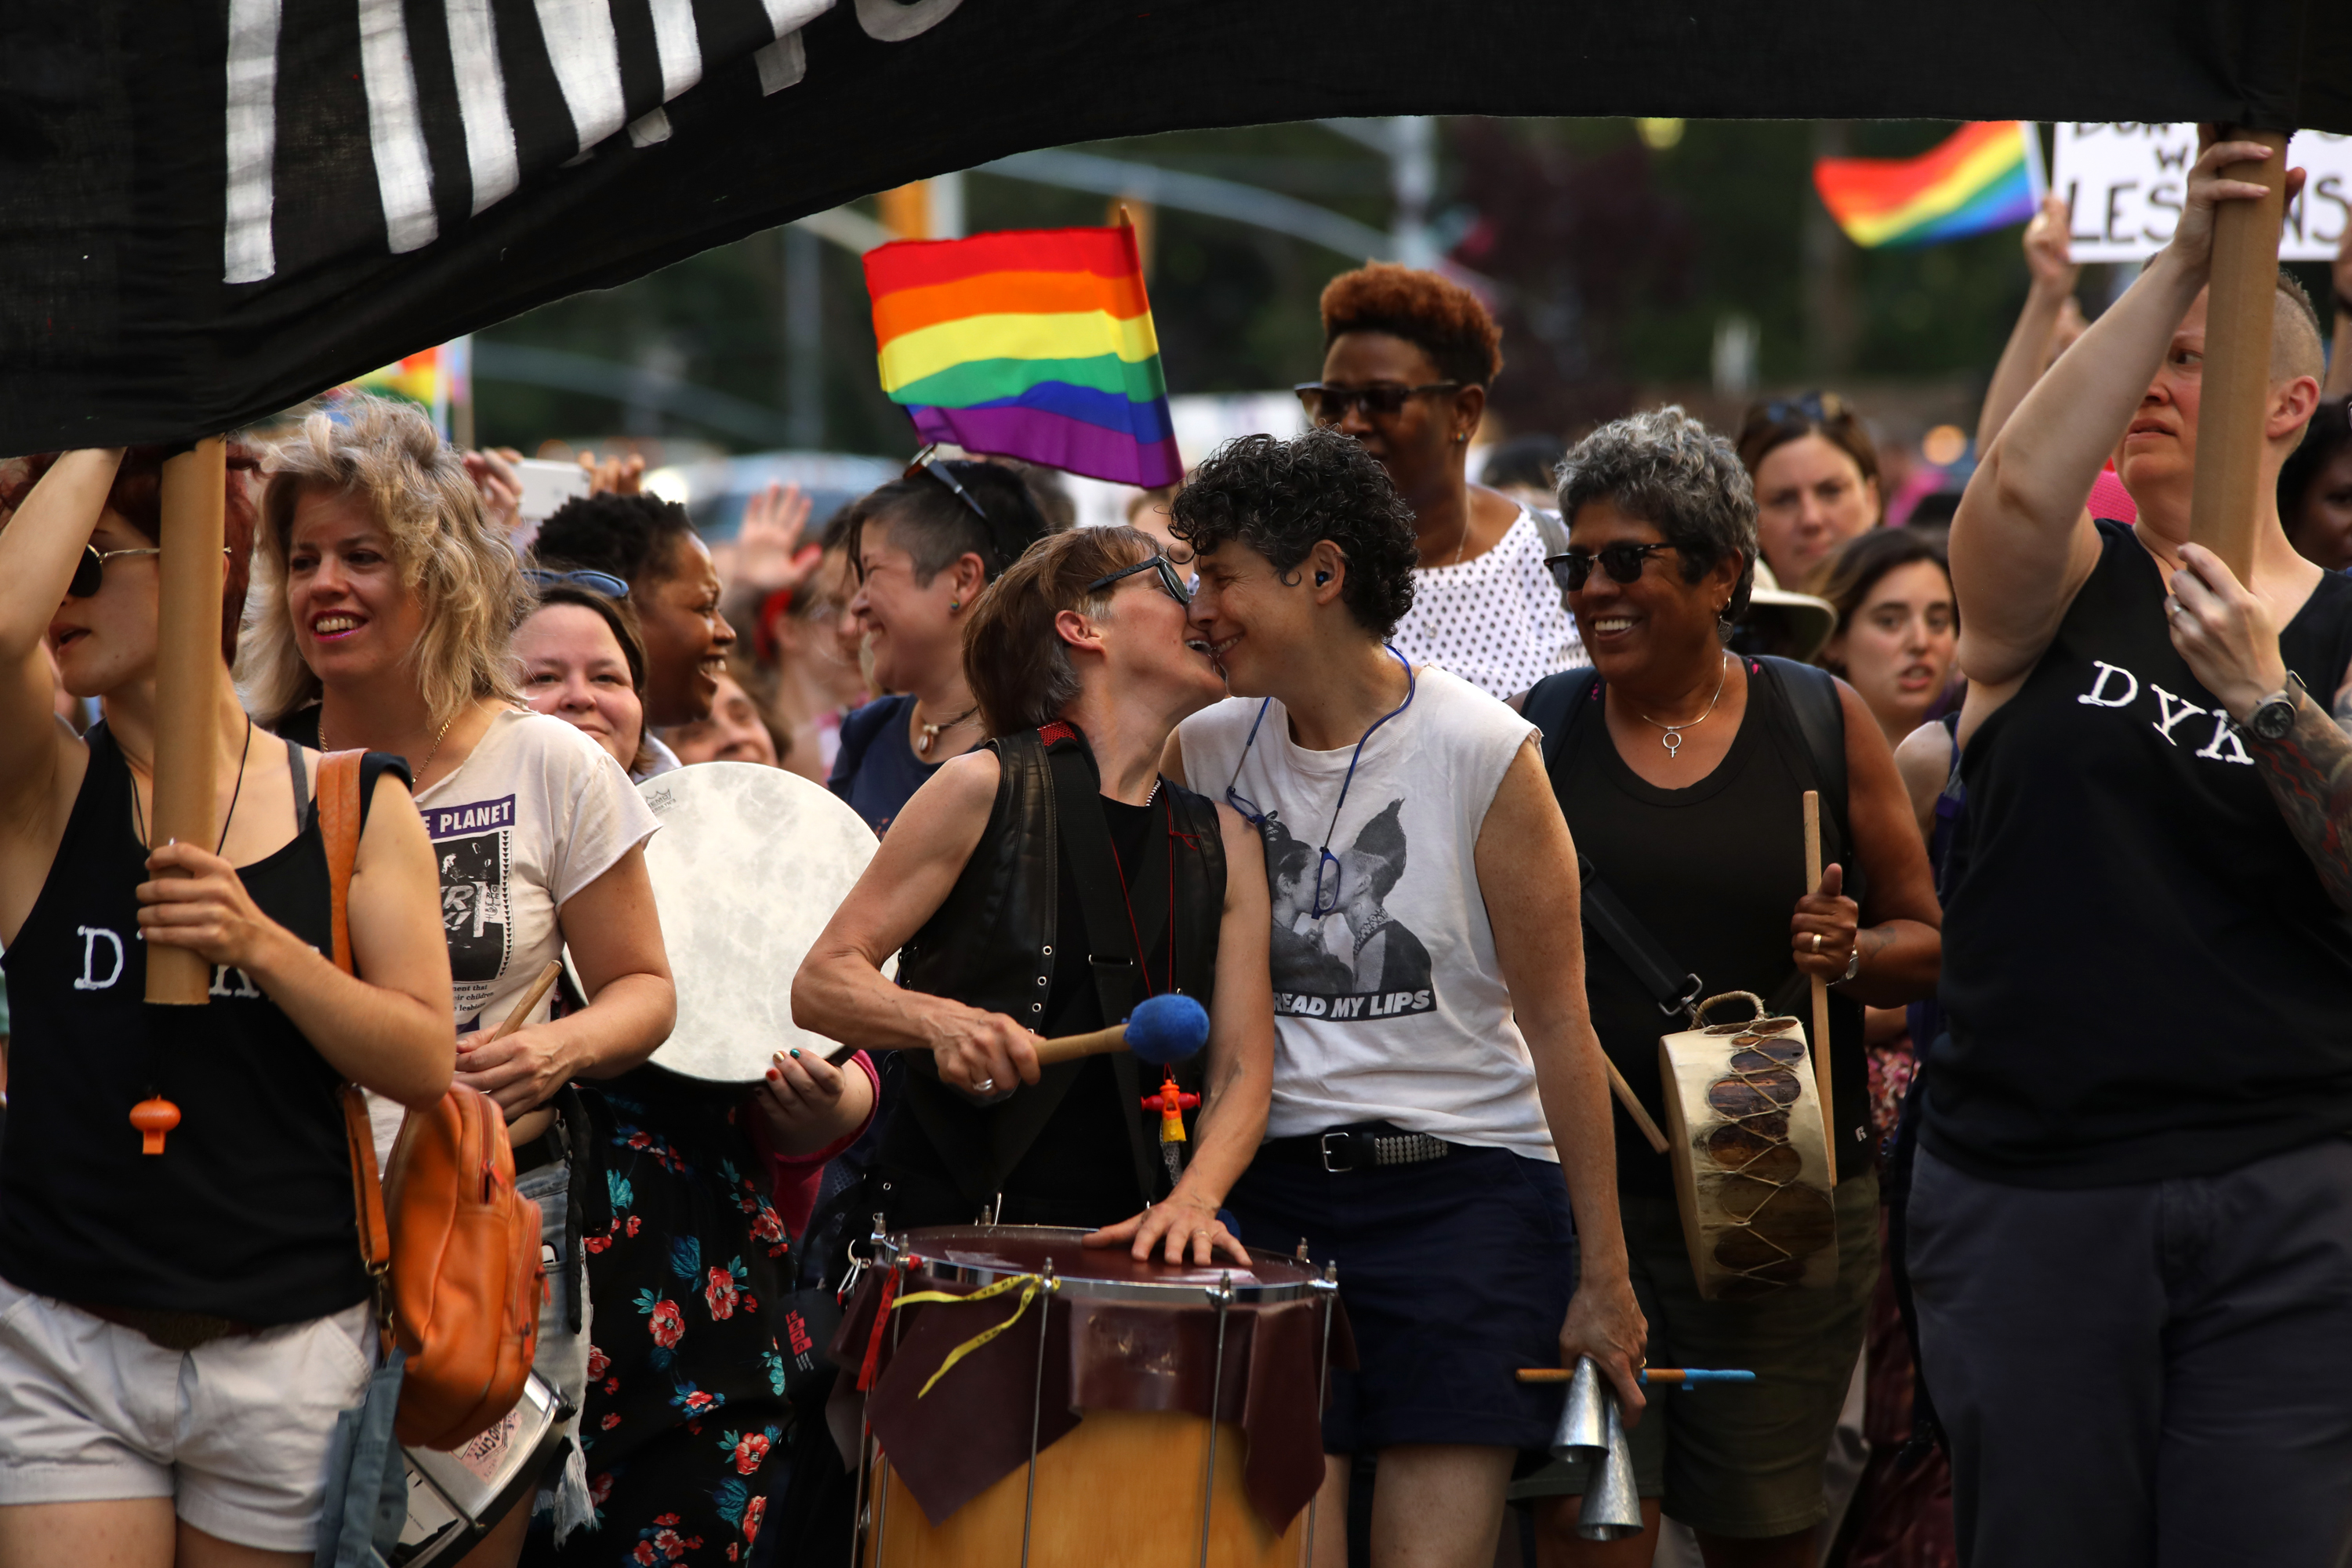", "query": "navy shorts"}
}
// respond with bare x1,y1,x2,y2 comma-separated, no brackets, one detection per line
1228,1140,1577,1454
